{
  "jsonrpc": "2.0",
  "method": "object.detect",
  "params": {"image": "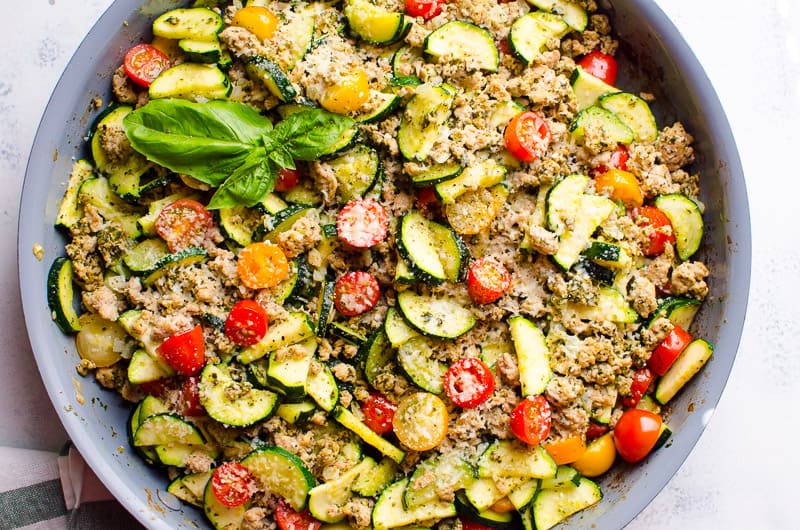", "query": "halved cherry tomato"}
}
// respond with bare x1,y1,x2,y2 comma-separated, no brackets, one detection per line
336,199,389,248
594,169,643,208
275,167,300,192
231,6,279,41
393,392,449,451
585,421,610,442
623,367,655,408
444,357,495,409
467,257,511,305
577,50,618,86
139,378,171,397
613,409,662,463
275,500,322,530
504,111,551,163
320,68,370,114
237,242,290,289
415,185,440,211
460,518,496,530
631,206,675,256
157,325,205,376
361,392,397,435
211,462,255,508
178,376,205,417
405,0,442,20
572,432,616,477
648,325,691,376
510,395,551,446
590,144,629,178
334,271,380,316
541,435,587,465
123,43,170,87
495,37,513,56
225,300,269,346
155,199,213,253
